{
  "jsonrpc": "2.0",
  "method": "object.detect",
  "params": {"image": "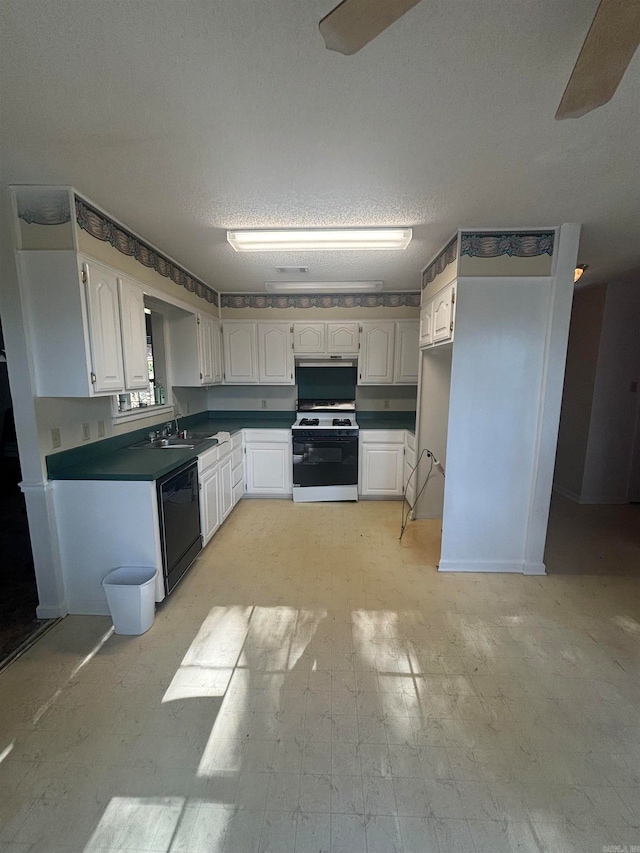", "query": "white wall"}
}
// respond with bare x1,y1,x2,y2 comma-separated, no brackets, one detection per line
439,277,551,571
553,284,606,498
581,281,640,503
207,384,296,411
356,385,417,411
